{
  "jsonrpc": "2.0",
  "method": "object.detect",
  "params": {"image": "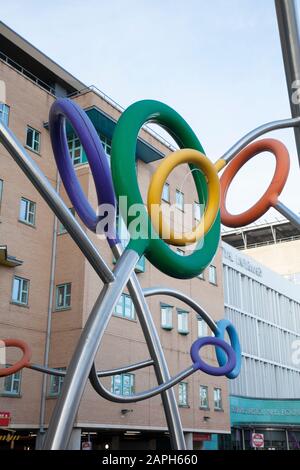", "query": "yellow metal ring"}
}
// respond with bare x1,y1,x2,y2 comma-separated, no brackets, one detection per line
147,149,220,246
